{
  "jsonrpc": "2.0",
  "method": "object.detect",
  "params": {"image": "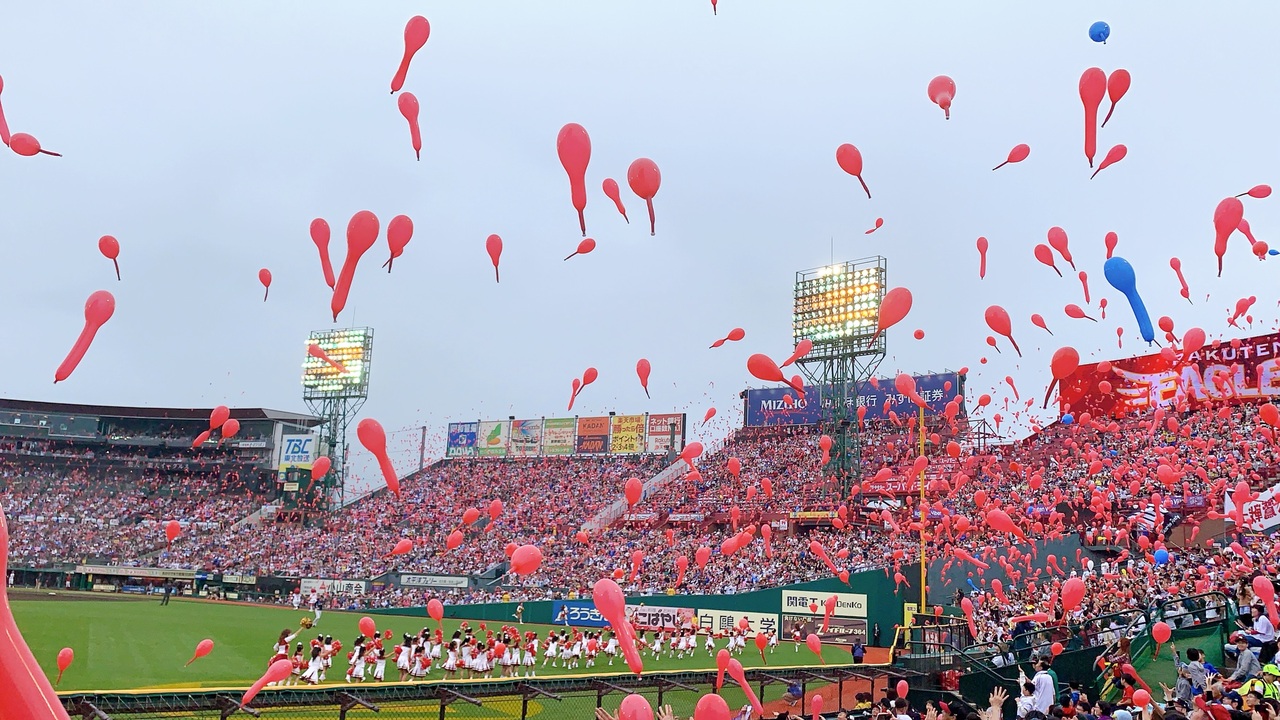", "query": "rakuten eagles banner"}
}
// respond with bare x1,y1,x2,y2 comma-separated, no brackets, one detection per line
1058,332,1280,419
744,372,963,427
